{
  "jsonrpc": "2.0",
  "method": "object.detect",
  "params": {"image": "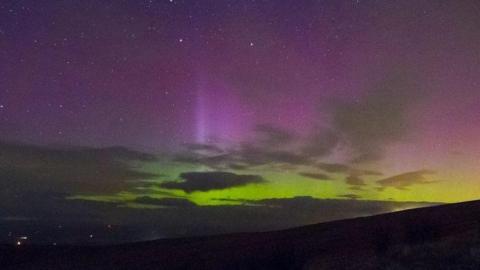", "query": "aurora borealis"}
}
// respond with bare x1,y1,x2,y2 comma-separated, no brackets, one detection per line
2,0,480,242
